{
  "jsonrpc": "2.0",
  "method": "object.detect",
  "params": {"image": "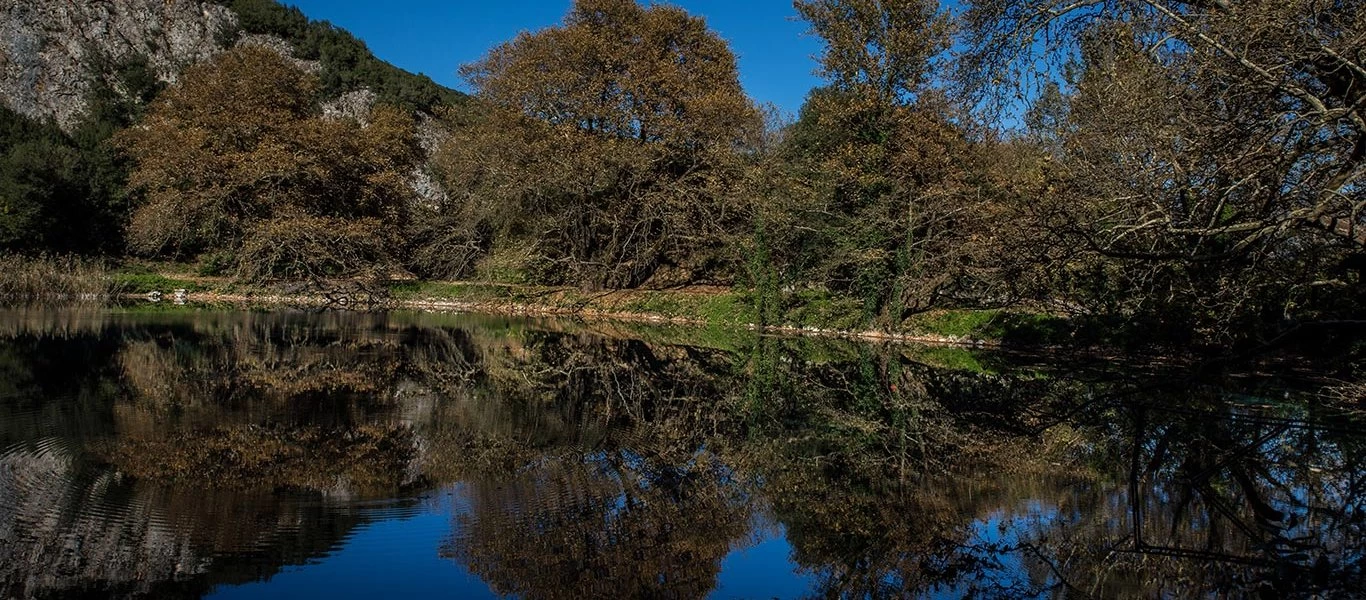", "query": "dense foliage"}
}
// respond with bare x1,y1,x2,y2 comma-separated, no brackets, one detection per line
425,0,763,287
2,0,1361,353
960,0,1366,347
767,0,1011,324
0,56,159,255
117,46,421,280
